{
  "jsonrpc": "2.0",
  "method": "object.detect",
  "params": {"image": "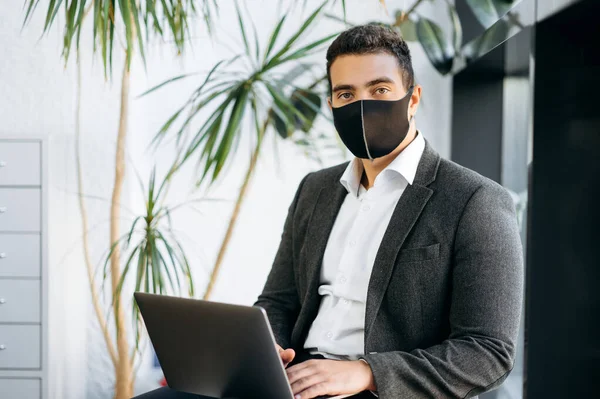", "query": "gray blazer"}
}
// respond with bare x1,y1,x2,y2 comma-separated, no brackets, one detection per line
255,141,524,398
